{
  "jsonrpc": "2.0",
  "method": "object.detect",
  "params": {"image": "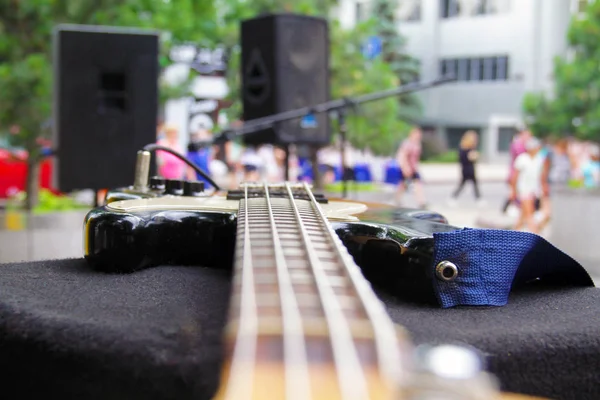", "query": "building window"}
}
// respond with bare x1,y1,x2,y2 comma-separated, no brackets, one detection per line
441,59,457,78
439,55,510,81
441,0,460,18
474,0,511,15
495,56,509,80
475,0,490,15
446,127,482,150
356,1,369,23
456,58,470,81
469,58,481,81
483,57,495,80
398,0,422,22
571,0,589,15
498,126,518,152
441,0,510,19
